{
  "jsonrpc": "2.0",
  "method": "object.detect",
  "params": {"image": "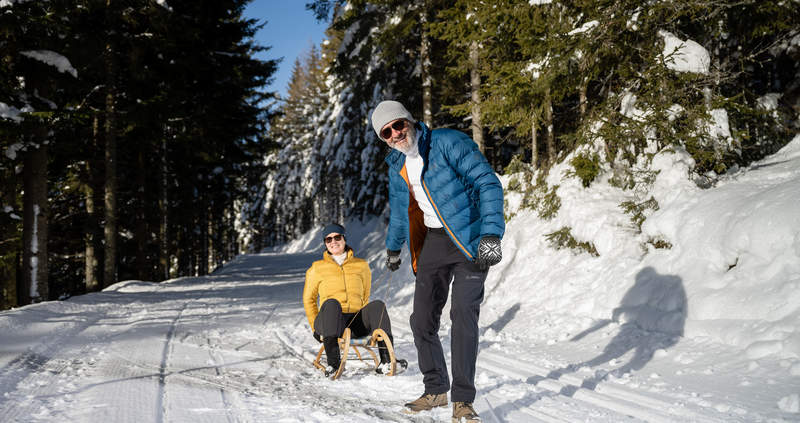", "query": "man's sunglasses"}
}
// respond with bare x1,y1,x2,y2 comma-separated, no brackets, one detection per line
324,234,343,244
380,120,407,140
